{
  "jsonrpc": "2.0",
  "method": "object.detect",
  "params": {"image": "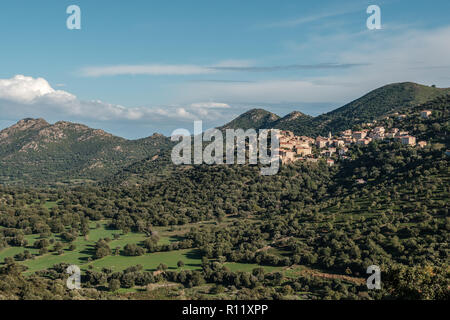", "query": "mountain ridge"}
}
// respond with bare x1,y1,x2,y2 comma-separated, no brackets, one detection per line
218,82,450,136
0,118,173,185
219,108,280,130
1,81,449,185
